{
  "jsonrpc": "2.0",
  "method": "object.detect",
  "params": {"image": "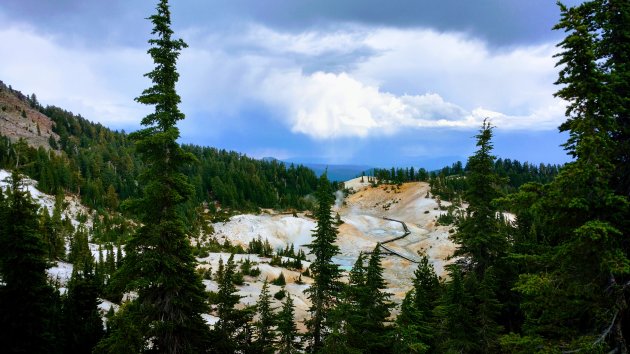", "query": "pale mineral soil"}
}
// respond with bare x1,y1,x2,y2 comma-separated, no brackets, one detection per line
2,168,461,329
206,177,459,325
